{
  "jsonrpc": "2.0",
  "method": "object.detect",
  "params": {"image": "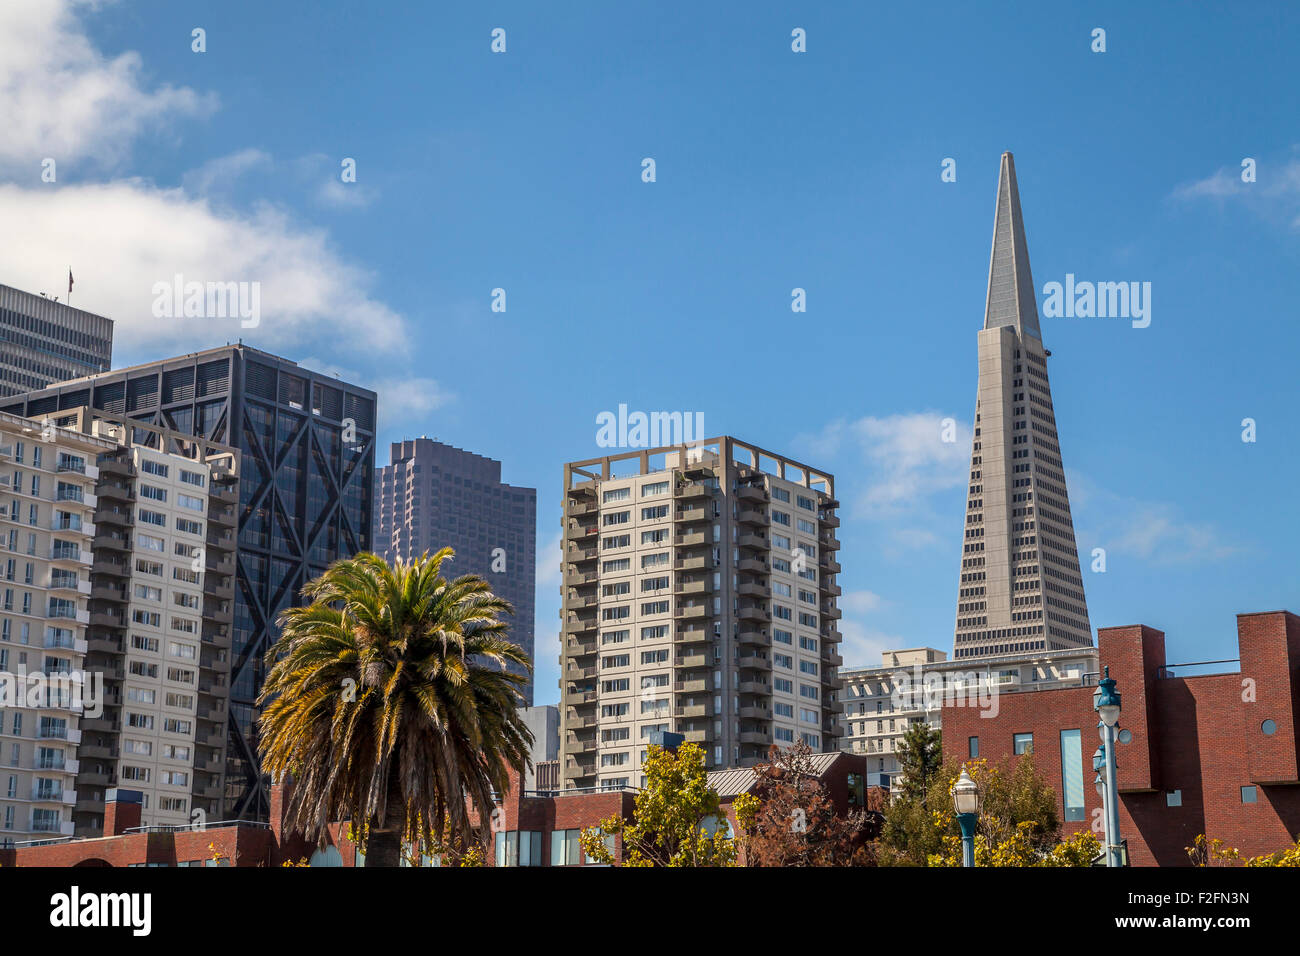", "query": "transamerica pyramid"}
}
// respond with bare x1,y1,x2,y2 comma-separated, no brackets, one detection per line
953,153,1092,660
